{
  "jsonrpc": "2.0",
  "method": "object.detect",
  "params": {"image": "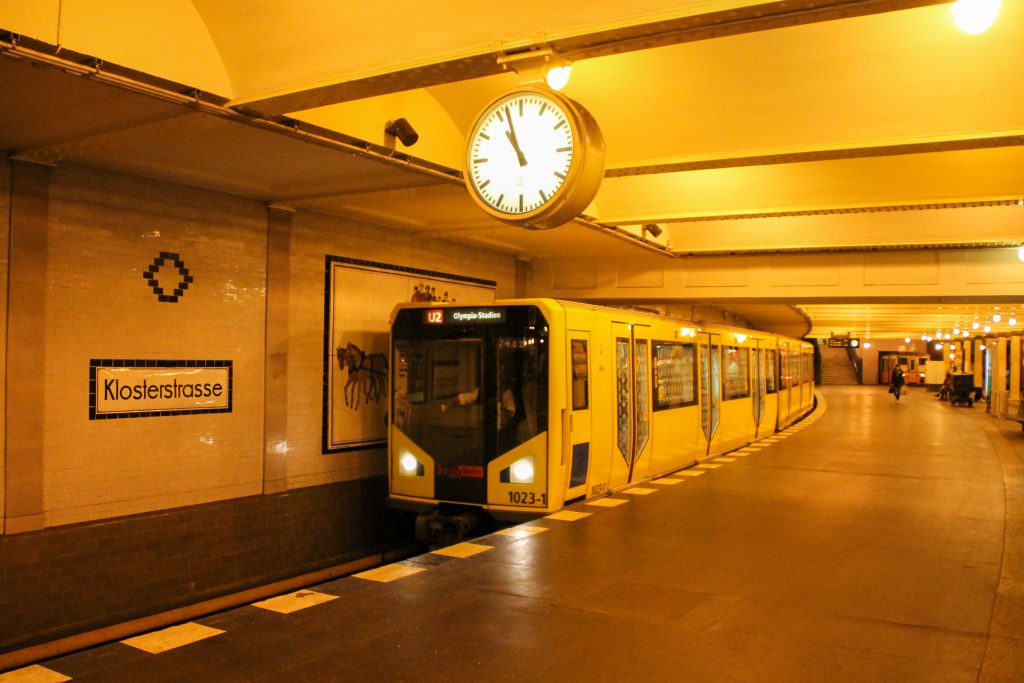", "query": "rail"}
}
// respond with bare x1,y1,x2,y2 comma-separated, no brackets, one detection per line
846,347,863,384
